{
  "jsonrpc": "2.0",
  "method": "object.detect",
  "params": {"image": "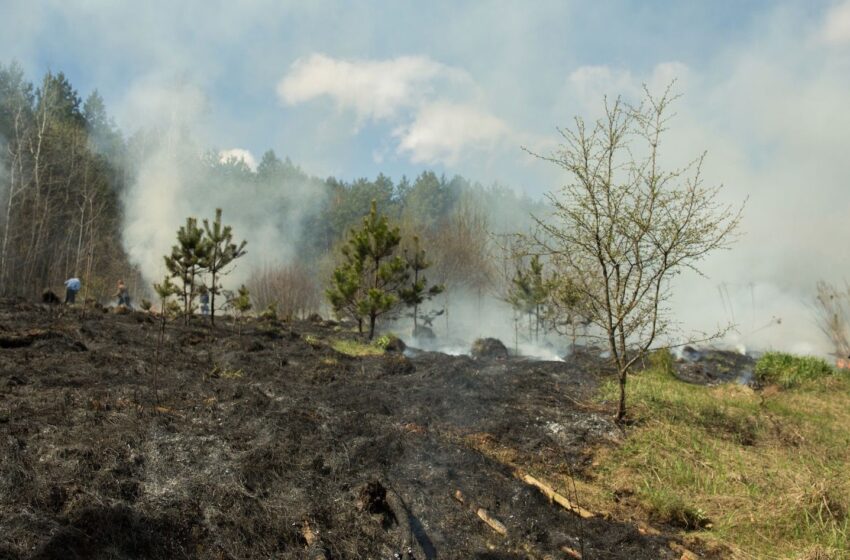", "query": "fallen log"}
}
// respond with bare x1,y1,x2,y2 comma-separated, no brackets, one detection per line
453,490,507,536
516,471,595,519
